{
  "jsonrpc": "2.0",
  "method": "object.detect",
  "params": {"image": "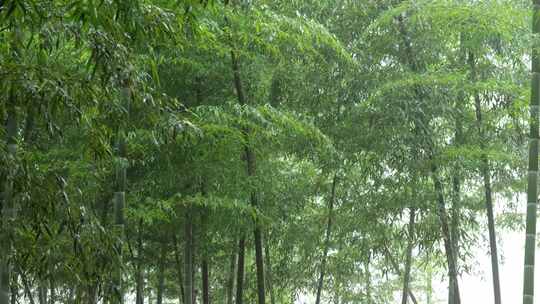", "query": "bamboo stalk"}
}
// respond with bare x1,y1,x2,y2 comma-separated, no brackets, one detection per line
522,2,540,304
